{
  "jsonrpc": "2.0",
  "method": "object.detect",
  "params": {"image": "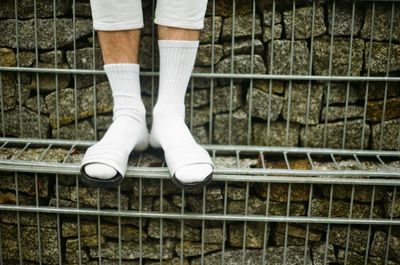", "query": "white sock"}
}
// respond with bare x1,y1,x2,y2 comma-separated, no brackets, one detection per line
150,40,213,184
83,64,149,179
